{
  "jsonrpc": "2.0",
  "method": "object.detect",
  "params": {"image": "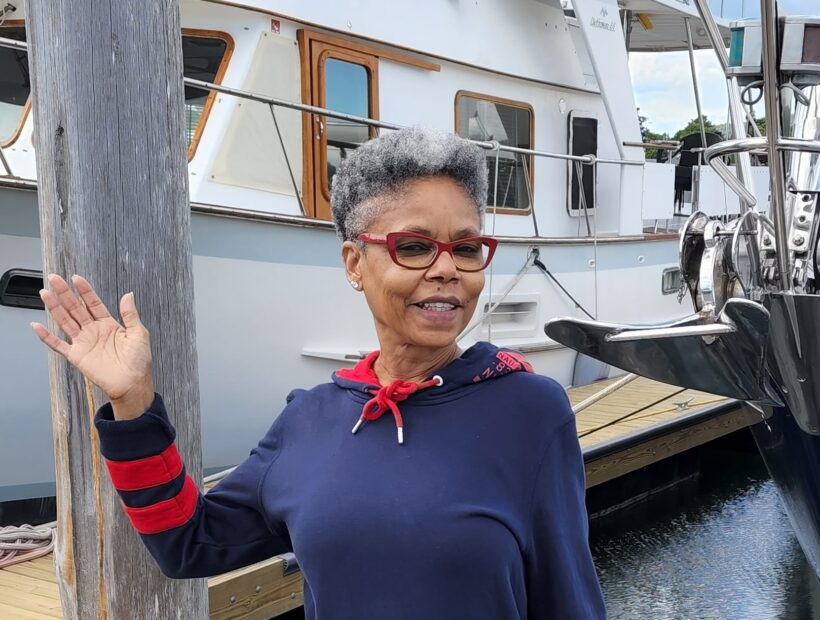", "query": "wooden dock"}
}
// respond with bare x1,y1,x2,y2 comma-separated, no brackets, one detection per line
571,376,764,488
0,375,764,619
